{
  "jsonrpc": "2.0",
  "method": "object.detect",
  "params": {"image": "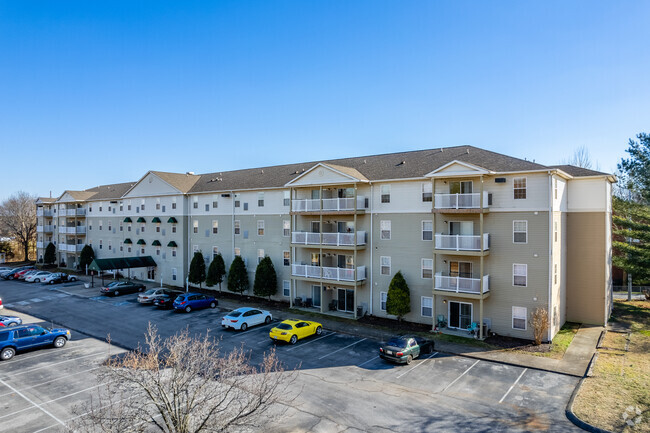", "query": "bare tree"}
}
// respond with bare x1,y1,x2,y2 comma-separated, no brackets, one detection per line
0,191,37,261
562,146,596,170
529,307,549,346
69,325,297,433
